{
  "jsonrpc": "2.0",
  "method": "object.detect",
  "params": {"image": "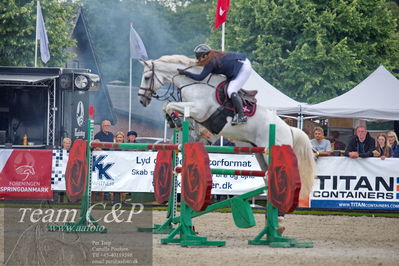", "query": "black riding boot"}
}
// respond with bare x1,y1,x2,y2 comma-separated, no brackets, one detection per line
231,92,247,125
